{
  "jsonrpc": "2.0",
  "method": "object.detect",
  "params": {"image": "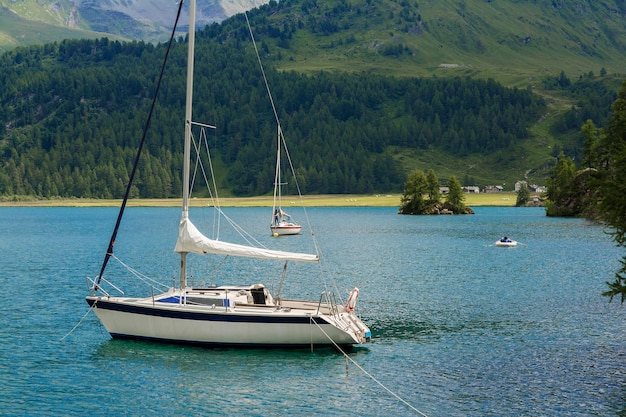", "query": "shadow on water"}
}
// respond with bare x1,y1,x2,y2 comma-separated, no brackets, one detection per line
368,313,549,344
92,337,371,366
